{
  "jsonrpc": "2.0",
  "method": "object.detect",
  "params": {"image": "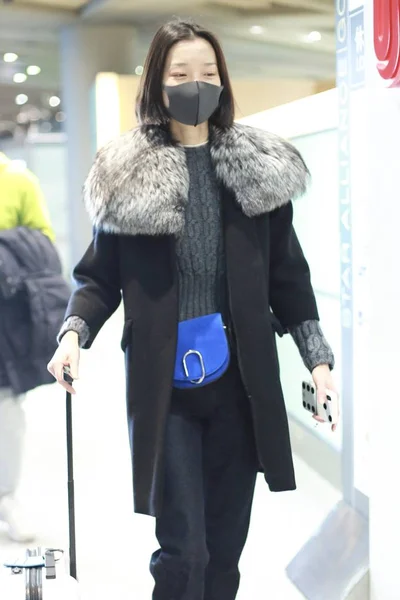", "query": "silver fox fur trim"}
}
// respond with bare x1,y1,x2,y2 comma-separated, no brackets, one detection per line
84,123,310,236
